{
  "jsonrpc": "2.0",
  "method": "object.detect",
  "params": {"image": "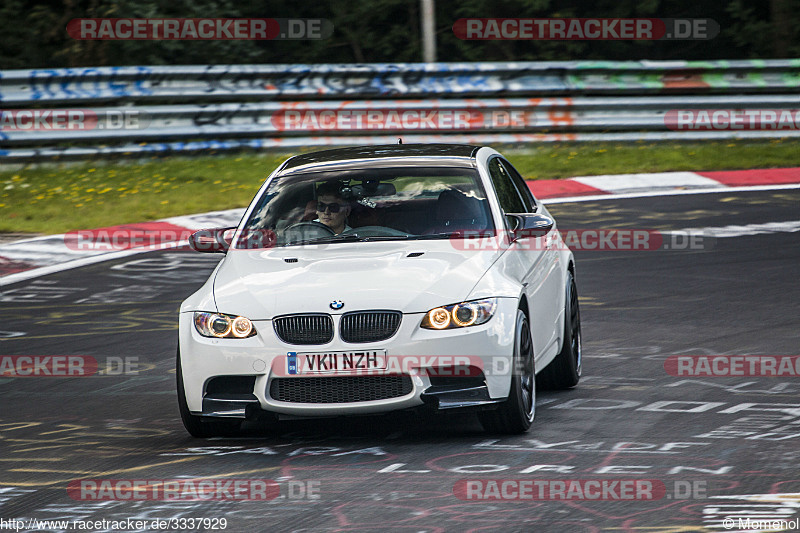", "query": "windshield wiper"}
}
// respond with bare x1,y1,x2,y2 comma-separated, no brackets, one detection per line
360,235,414,241
335,232,463,242
287,234,366,246
286,231,466,246
406,232,464,240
